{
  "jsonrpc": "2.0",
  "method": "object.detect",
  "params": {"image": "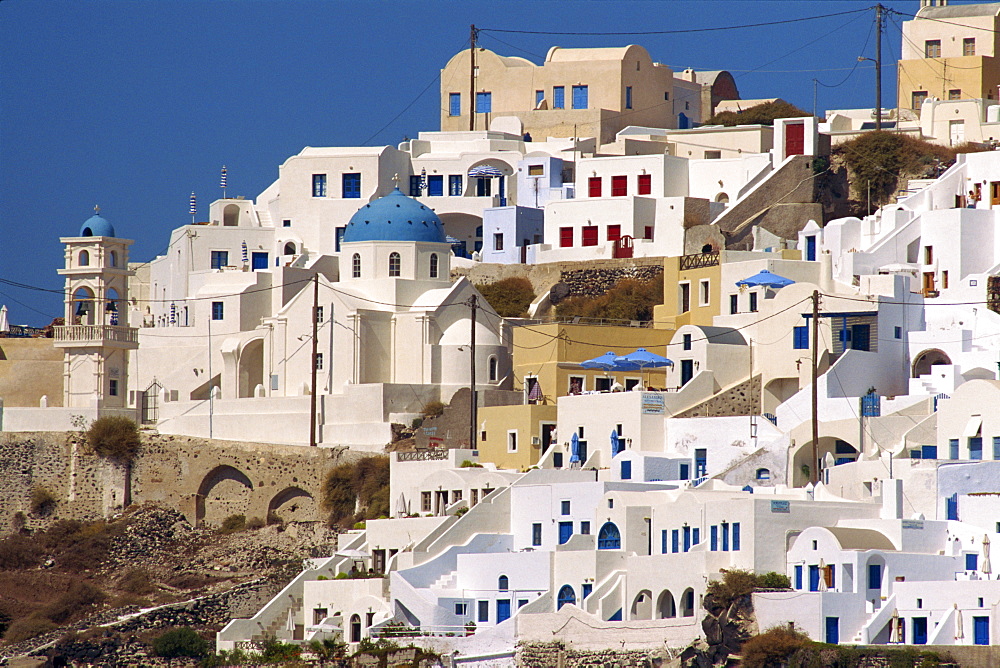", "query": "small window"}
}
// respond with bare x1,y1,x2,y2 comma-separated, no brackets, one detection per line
449,175,463,195
342,173,361,199
705,150,722,159
964,37,976,56
410,174,422,197
211,301,224,320
683,333,692,351
794,325,809,349
315,353,323,370
625,86,633,109
664,91,669,100
211,250,229,269
553,86,565,109
312,174,327,197
730,294,738,315
699,279,710,306
79,250,90,266
572,85,588,109
388,252,401,277
315,306,324,323
560,227,573,248
942,271,949,289
620,460,632,480
580,521,590,535
561,500,570,515
912,91,928,109
508,431,517,453
925,40,941,58
608,498,613,508
352,253,361,278
588,177,602,198
749,292,758,312
638,174,651,195
498,575,509,591
108,251,117,267
429,253,439,278
449,92,461,116
476,91,492,114
283,219,291,227
284,242,296,256
644,226,653,241
489,356,498,382
494,233,504,251
528,164,544,176
894,326,902,339
611,175,627,197
924,246,933,264
427,174,443,196
582,226,599,246
455,602,468,616
756,468,770,480
949,89,961,100
109,379,118,396
607,225,621,242
532,523,542,545
478,600,489,622
535,90,544,108
421,491,431,512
